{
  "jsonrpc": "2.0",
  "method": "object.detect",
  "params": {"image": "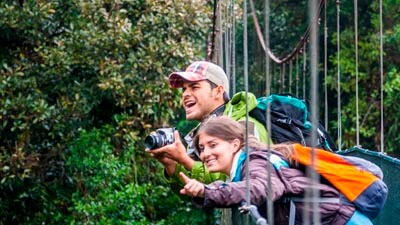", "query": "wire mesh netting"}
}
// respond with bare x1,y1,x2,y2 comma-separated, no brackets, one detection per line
338,147,400,225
